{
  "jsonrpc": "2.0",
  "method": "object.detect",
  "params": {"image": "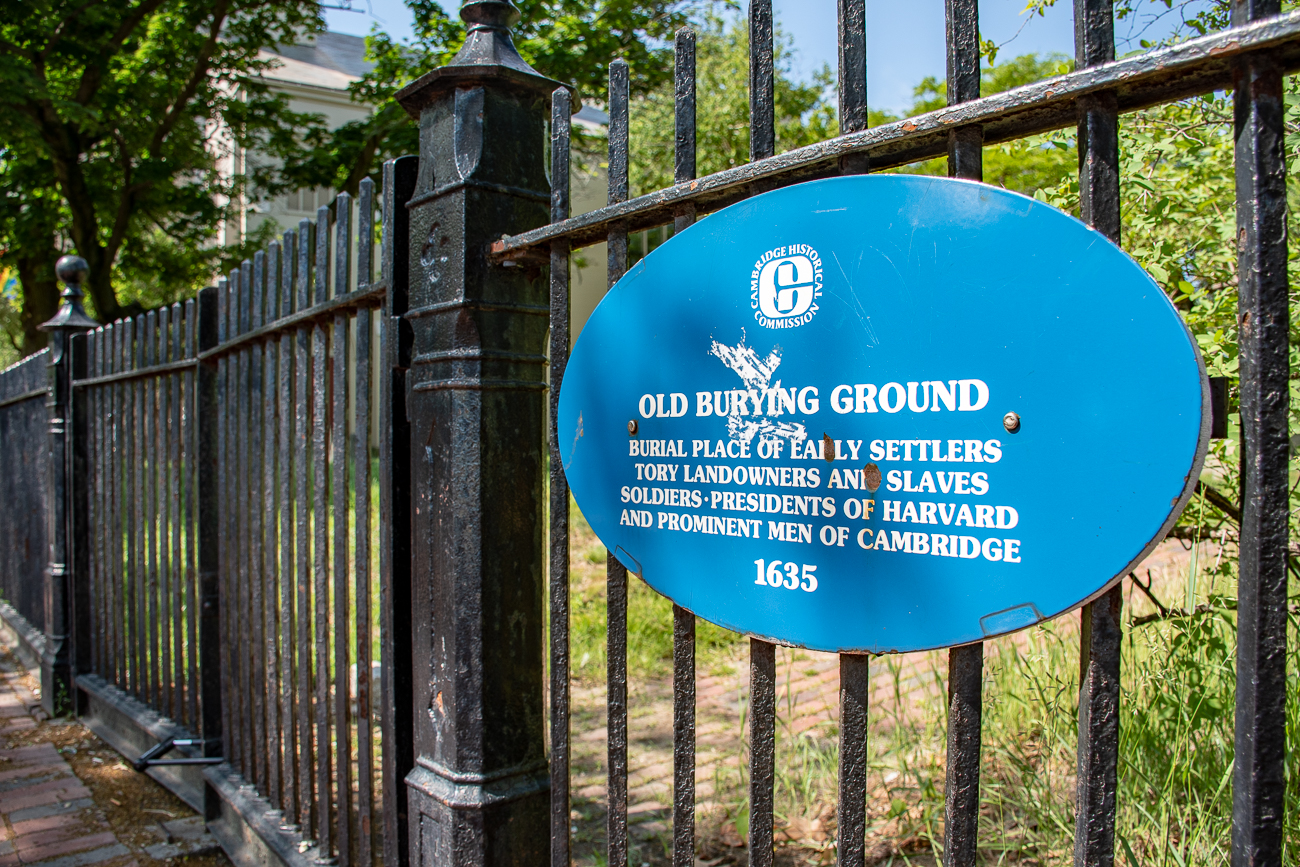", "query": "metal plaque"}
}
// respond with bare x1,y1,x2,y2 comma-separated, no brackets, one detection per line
558,175,1208,652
